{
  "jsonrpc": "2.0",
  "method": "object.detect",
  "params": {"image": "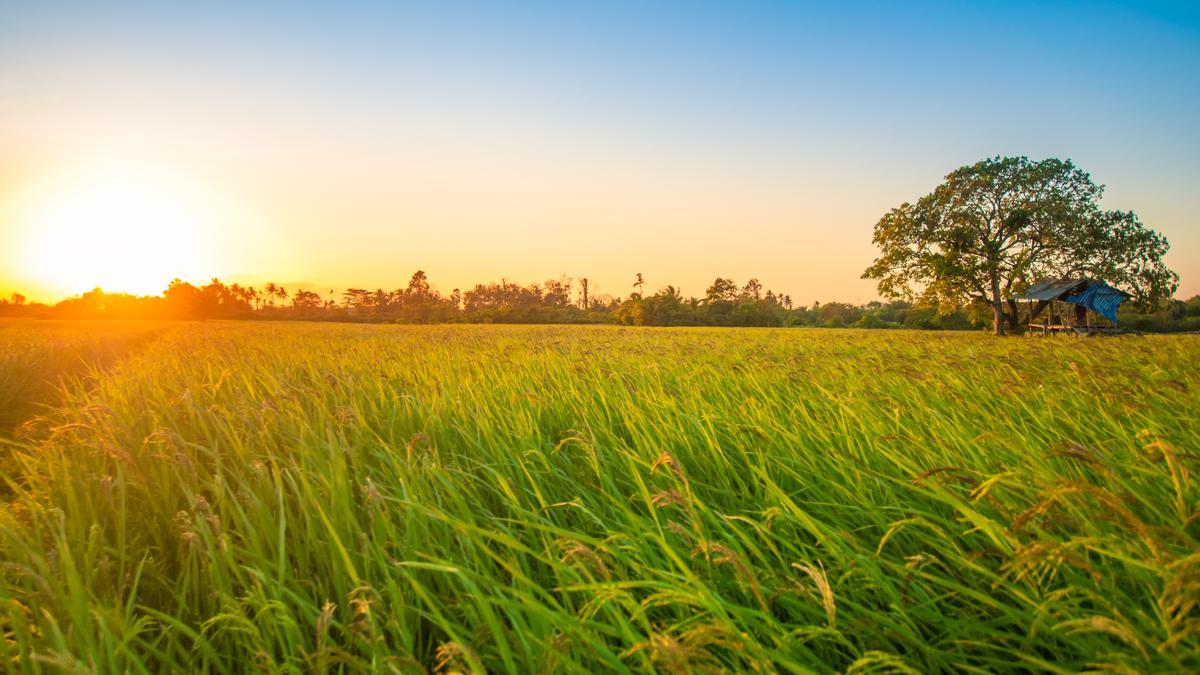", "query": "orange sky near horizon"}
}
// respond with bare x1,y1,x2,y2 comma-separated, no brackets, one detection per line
2,3,1197,305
